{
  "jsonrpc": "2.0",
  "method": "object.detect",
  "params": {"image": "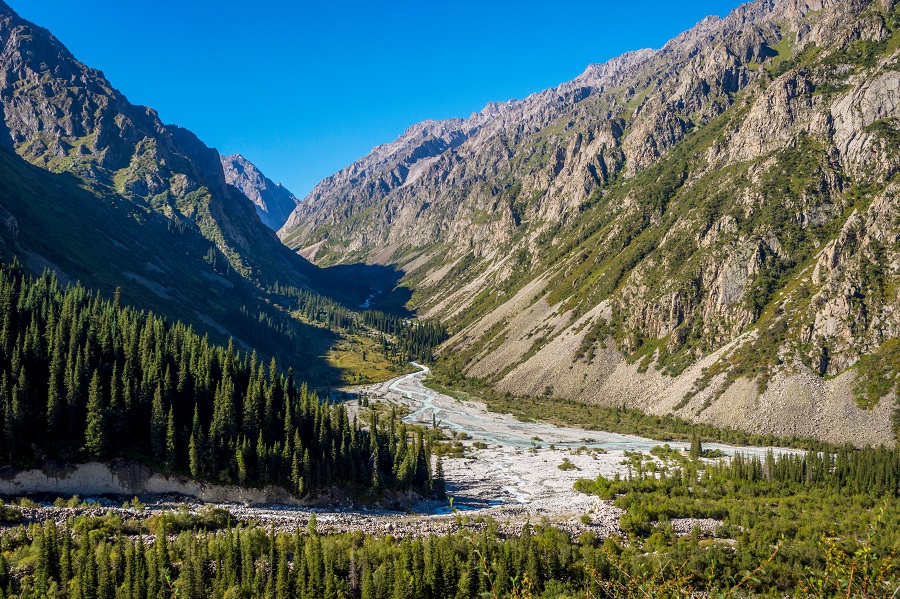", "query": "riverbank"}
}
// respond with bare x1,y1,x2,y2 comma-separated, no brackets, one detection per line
348,364,798,517
1,365,800,538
